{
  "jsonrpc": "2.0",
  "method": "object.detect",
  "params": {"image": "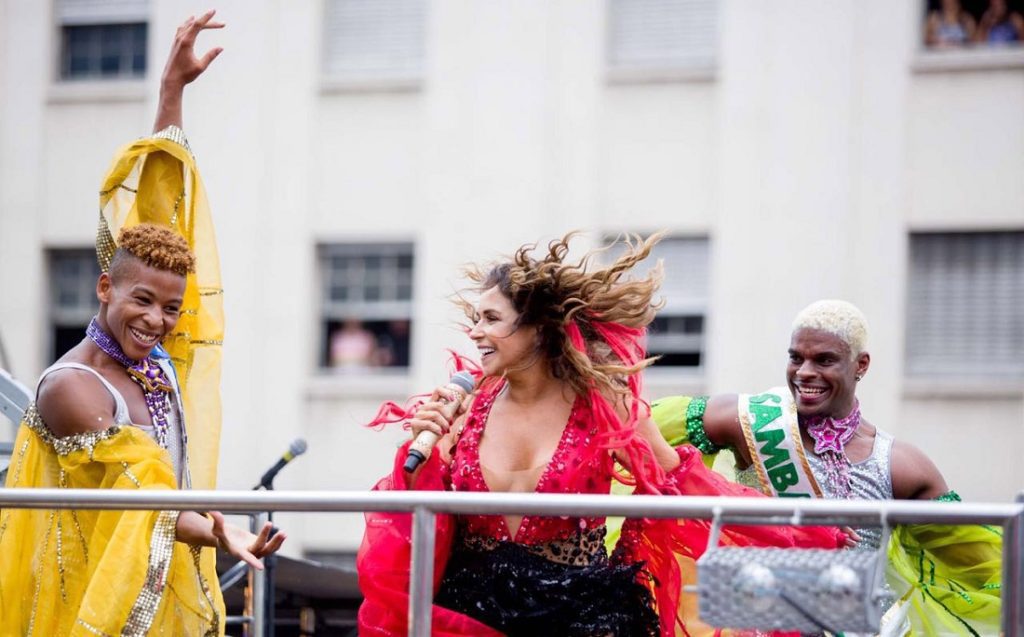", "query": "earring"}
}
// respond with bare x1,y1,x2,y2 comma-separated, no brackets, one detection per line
854,375,862,381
